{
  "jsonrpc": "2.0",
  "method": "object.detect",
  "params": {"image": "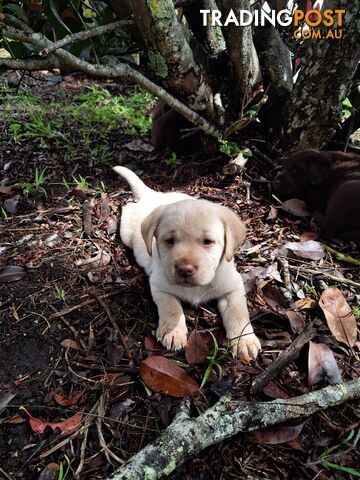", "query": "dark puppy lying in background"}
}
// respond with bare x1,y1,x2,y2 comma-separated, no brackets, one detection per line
151,101,202,153
274,149,360,240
